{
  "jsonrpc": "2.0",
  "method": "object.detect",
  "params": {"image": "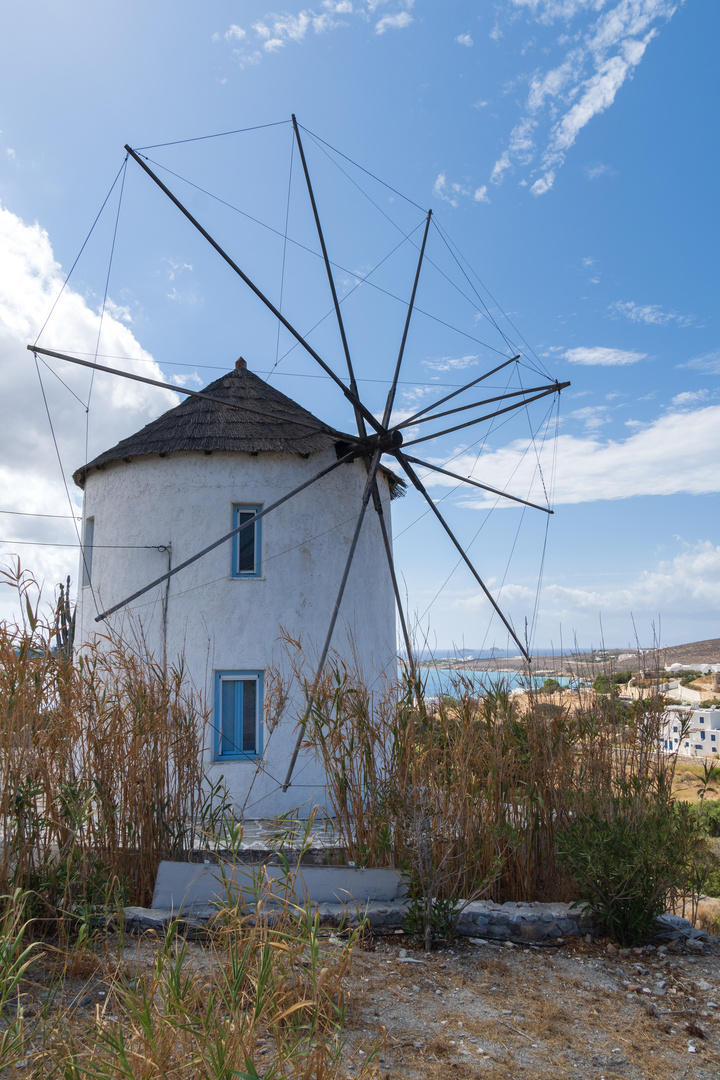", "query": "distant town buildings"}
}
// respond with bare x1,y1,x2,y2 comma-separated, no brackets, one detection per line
662,705,720,758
